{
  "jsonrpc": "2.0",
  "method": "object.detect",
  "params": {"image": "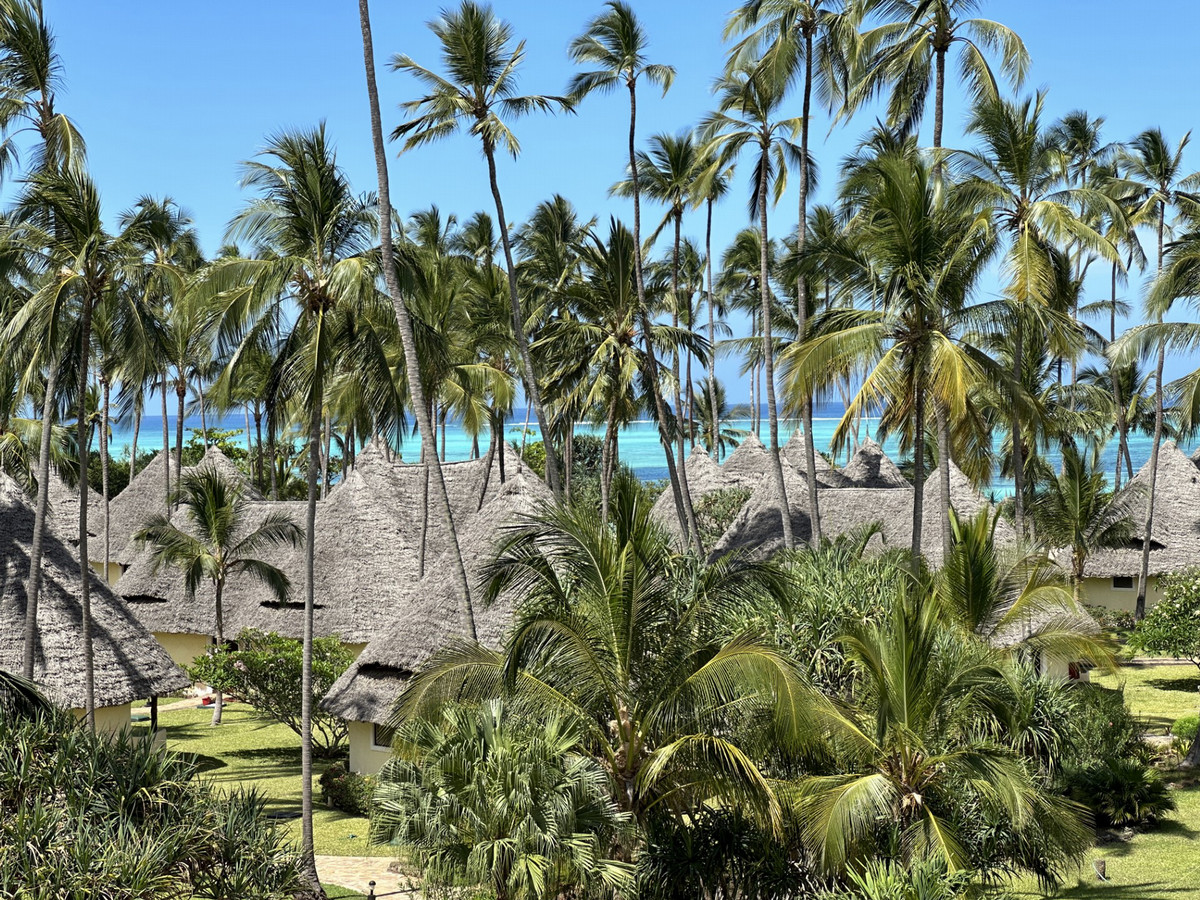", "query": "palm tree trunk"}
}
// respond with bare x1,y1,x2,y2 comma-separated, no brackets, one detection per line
936,402,952,563
77,293,96,730
175,380,186,478
1111,262,1129,491
358,0,476,640
759,156,794,550
482,141,562,500
672,212,686,480
161,379,171,511
321,414,332,499
22,363,58,678
626,80,702,553
101,377,111,584
563,418,573,498
299,374,321,883
268,416,279,501
254,404,264,490
211,579,224,727
1137,203,1168,620
131,407,140,481
1012,323,1026,535
910,380,927,573
419,462,429,580
478,415,497,512
796,28,821,547
199,386,209,447
705,198,719,455
601,391,619,523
